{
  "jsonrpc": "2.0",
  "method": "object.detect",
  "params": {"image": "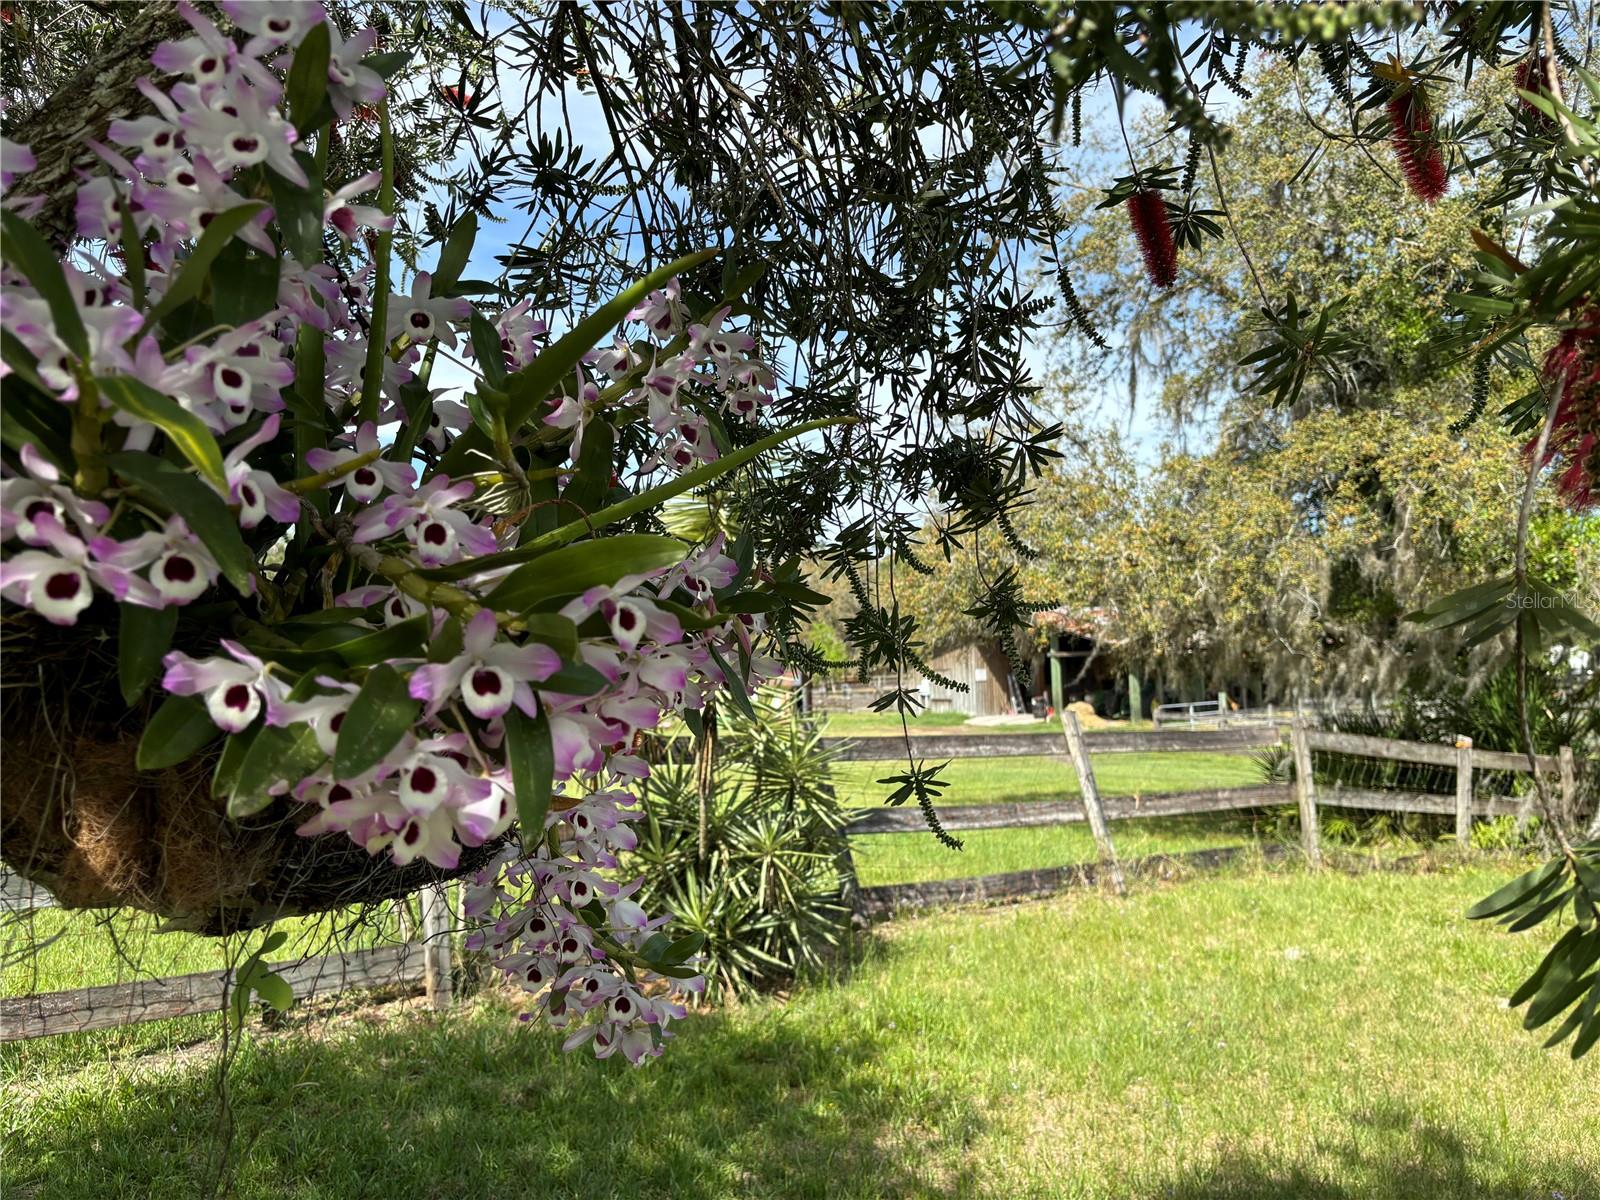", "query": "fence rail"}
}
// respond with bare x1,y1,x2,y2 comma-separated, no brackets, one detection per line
823,725,1284,761
858,843,1294,917
0,943,425,1042
1292,723,1579,865
1302,729,1560,773
846,785,1291,835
